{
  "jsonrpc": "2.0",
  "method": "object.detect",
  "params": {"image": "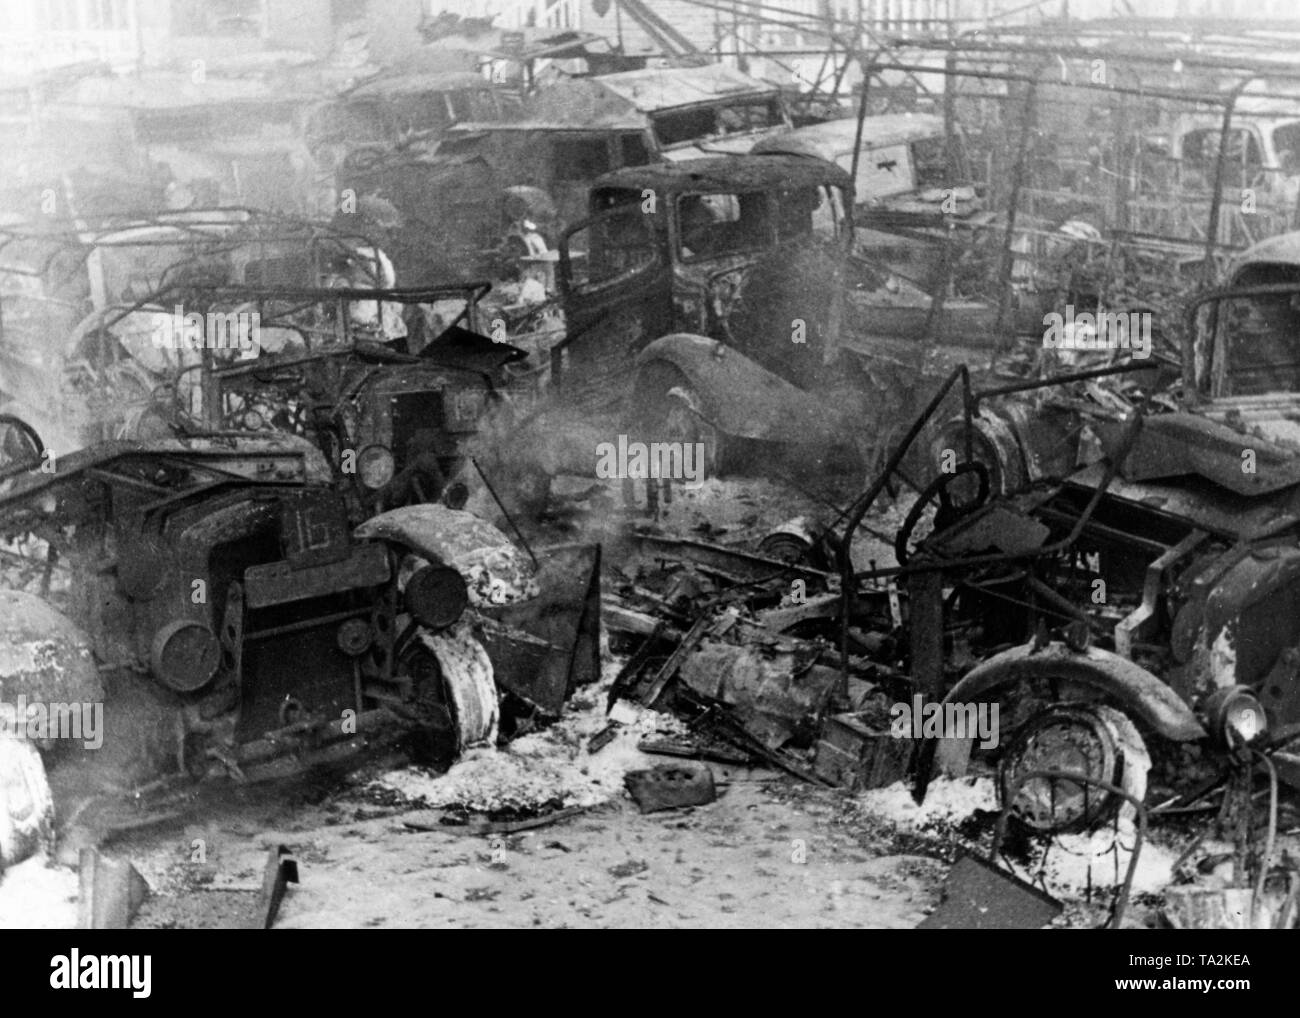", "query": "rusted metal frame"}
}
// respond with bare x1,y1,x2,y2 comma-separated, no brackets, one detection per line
993,767,1147,929
1110,66,1141,239
920,218,956,345
1030,506,1171,559
637,532,832,585
993,63,1043,344
606,619,669,712
972,359,1151,403
901,33,1300,82
836,362,973,689
846,50,875,215
1114,530,1208,659
801,44,833,106
837,363,973,567
1023,574,1094,631
641,614,713,708
849,400,1146,591
241,605,372,643
80,465,177,497
864,60,1256,107
1201,78,1255,286
234,705,394,764
834,385,1147,700
677,0,853,53
130,477,304,520
682,688,834,786
943,46,959,179
470,456,537,569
